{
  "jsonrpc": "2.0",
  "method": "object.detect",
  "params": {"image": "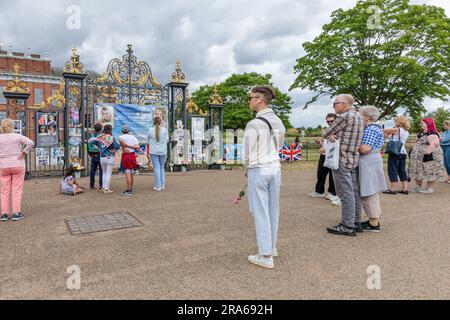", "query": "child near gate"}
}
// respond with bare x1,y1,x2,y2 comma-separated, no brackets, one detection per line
60,166,85,196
